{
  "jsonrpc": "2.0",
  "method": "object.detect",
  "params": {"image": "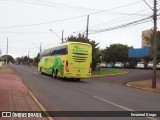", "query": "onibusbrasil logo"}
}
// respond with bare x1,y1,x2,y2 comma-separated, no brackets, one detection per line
1,112,43,118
